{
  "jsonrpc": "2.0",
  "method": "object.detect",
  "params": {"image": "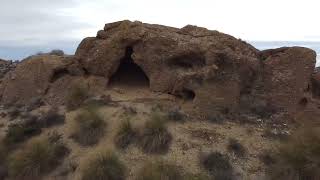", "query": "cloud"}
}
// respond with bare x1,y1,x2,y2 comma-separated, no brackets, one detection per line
0,0,319,60
0,0,93,47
